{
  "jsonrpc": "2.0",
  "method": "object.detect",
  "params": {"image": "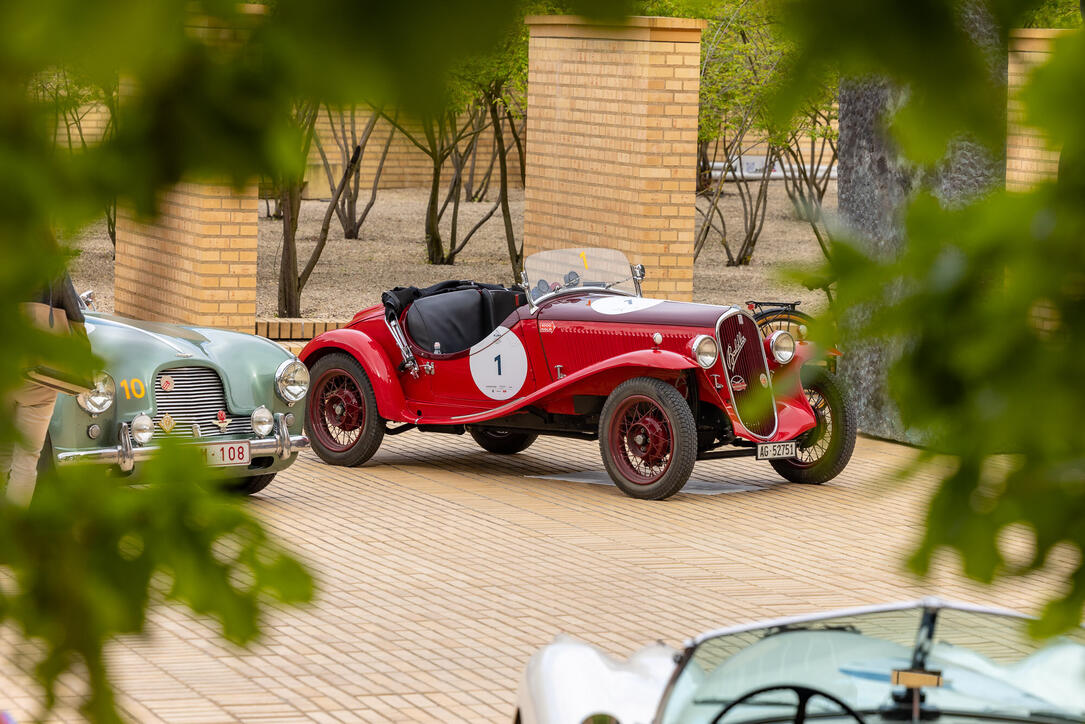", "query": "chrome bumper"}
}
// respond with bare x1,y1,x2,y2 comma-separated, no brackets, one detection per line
57,414,309,472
